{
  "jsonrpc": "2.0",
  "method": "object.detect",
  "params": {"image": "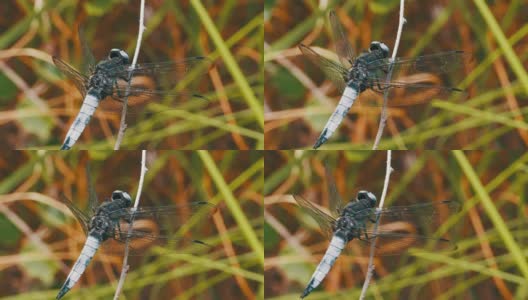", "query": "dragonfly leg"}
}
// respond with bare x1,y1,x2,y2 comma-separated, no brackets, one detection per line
122,214,133,223
358,223,370,240
374,80,391,91
114,81,127,98
117,222,124,234
364,231,369,240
